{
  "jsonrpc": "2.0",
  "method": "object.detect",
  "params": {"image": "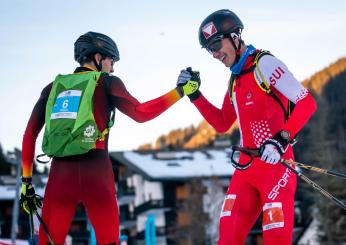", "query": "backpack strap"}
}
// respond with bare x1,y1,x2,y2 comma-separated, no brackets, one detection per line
253,50,294,122
229,50,293,122
229,73,236,104
98,109,115,141
229,50,270,104
253,50,272,94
